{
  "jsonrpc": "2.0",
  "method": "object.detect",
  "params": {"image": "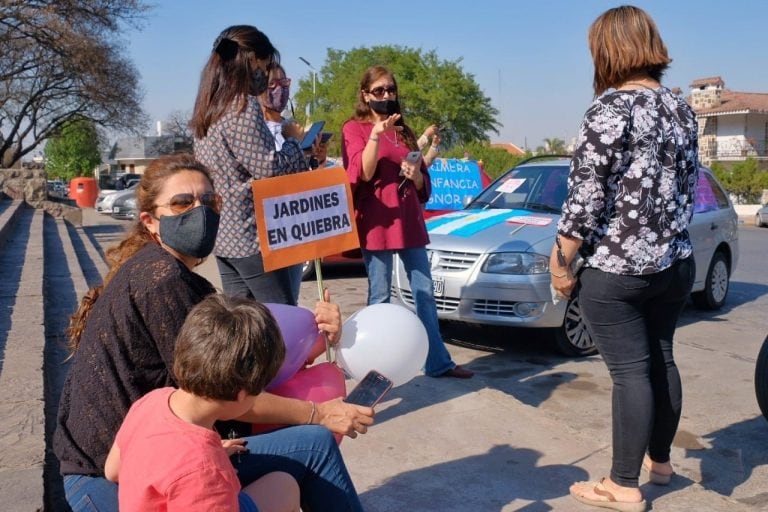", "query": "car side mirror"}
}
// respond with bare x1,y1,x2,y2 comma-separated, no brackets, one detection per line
463,196,474,208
